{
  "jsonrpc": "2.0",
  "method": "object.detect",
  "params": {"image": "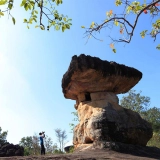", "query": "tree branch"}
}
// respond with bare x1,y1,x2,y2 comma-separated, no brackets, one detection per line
85,0,160,45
